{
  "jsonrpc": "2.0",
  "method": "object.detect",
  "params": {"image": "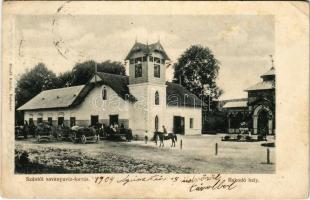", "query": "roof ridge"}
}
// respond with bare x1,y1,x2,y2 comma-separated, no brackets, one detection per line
40,85,85,92
96,72,128,78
